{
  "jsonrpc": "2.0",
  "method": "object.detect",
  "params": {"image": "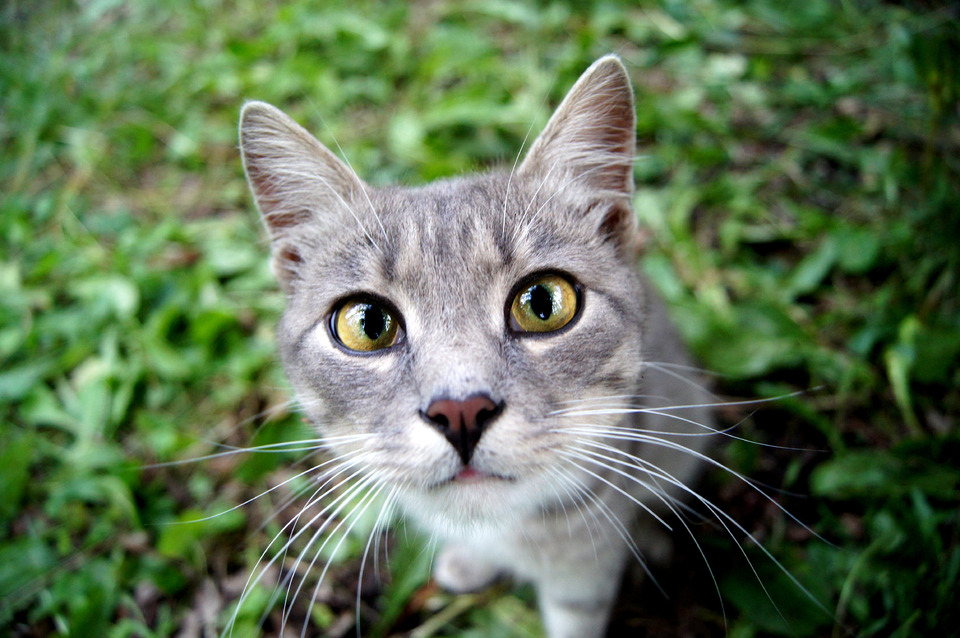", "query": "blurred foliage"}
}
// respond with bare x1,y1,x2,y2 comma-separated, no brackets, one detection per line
1,0,958,636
